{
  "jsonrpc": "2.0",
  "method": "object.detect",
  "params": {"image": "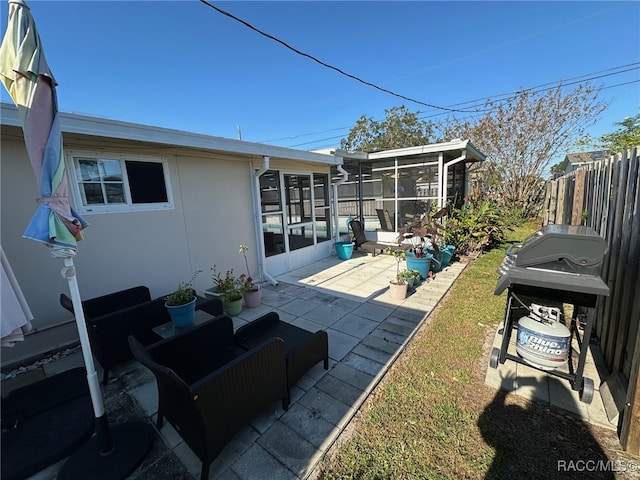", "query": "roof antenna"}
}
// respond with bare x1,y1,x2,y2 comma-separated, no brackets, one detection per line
237,125,242,141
